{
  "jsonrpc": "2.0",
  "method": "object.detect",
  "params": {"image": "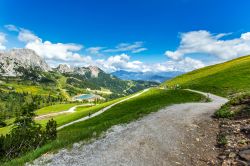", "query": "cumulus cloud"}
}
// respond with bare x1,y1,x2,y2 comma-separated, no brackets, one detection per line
18,29,41,43
104,41,147,53
94,54,204,73
165,30,250,61
95,53,148,72
13,28,92,66
5,25,207,73
0,32,7,50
